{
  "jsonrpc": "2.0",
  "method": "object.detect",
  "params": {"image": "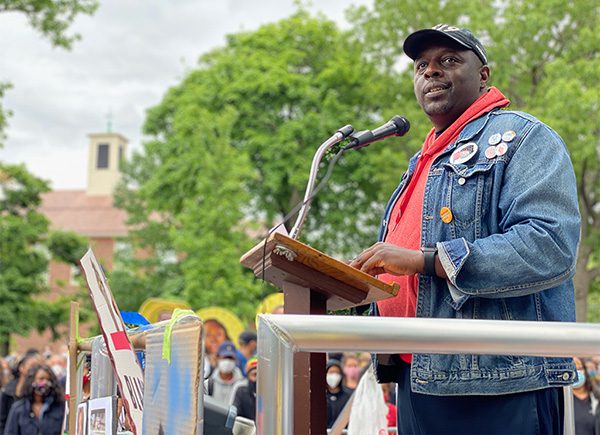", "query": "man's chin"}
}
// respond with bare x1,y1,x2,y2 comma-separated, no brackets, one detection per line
423,103,451,117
